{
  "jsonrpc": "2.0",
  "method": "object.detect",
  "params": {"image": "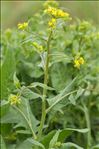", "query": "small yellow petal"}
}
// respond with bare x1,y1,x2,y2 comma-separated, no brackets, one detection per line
18,22,28,30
